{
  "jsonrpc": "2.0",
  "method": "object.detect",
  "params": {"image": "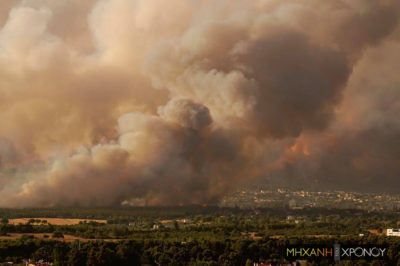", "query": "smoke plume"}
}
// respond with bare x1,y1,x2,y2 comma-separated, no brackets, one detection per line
0,0,399,206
